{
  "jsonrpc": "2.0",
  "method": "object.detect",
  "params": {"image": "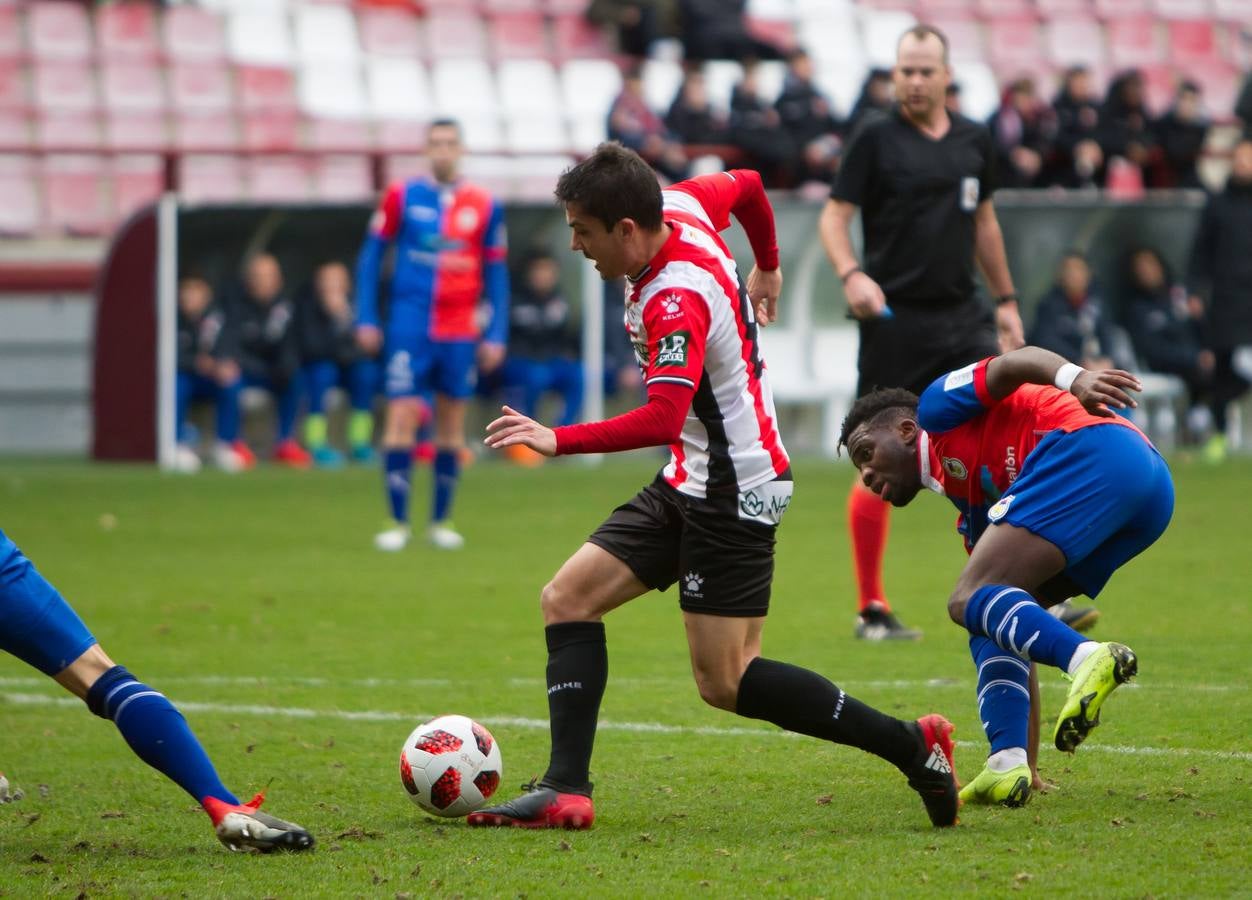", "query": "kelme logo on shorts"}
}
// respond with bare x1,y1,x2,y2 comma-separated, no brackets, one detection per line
654,331,690,367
